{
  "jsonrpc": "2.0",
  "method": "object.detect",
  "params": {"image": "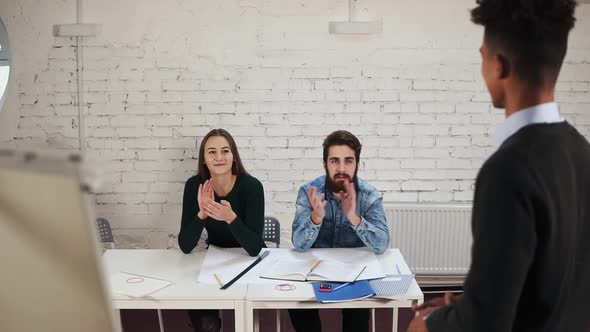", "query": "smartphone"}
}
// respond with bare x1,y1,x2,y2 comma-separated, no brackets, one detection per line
319,283,332,292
